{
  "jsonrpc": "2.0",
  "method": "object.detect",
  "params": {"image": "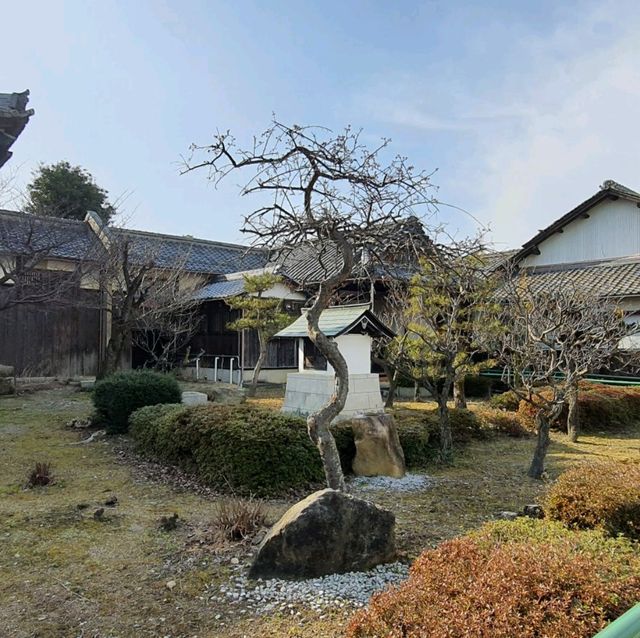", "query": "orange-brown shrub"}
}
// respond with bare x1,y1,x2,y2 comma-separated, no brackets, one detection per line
546,461,640,539
475,407,531,438
346,526,640,638
517,382,640,432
